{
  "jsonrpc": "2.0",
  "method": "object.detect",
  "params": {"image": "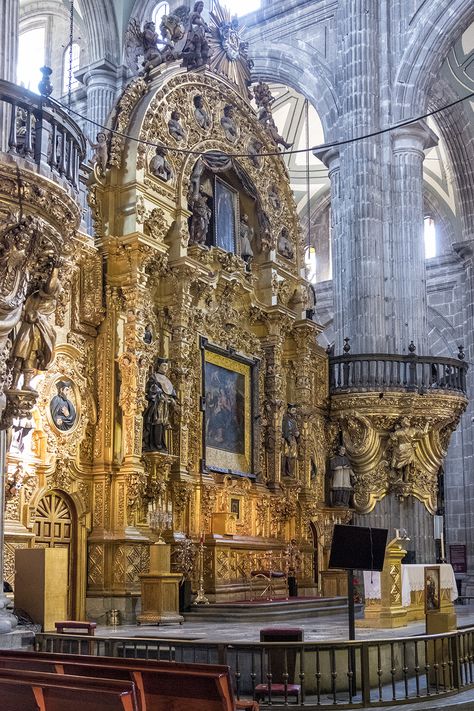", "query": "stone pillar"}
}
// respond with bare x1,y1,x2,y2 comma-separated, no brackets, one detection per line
313,148,342,350
336,0,384,354
0,0,18,83
0,0,19,152
391,122,438,354
80,60,118,132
